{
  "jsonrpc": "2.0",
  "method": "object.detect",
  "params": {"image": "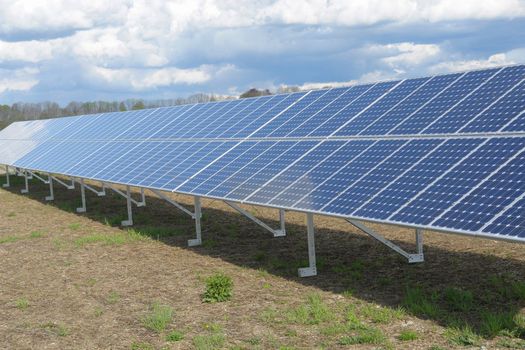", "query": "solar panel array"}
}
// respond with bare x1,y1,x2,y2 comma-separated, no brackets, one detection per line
1,65,525,242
